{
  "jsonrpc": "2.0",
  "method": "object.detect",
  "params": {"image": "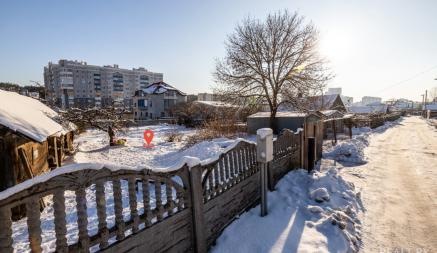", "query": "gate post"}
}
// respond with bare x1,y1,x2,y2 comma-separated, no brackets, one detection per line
189,165,207,253
256,128,273,217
